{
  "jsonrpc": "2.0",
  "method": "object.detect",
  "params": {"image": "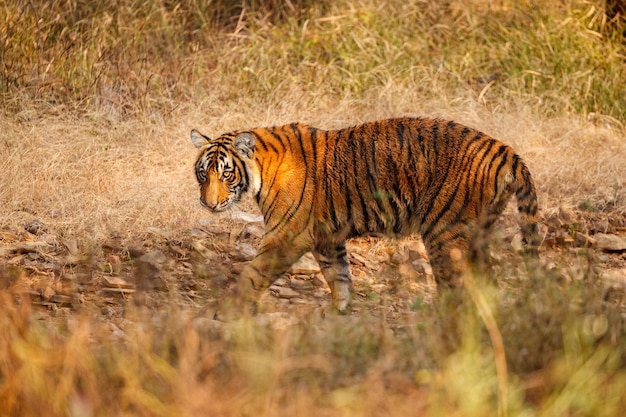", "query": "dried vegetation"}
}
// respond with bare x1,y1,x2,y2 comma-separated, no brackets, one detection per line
1,1,626,416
